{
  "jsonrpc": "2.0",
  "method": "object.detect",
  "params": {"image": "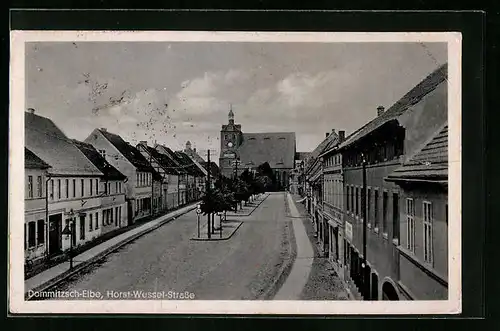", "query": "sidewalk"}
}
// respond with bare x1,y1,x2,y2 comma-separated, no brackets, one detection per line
225,193,270,217
25,202,198,298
